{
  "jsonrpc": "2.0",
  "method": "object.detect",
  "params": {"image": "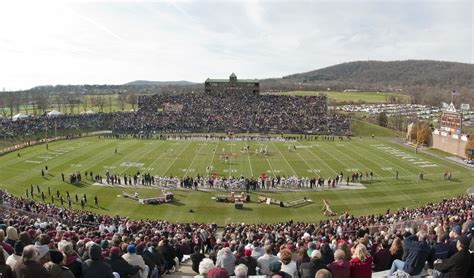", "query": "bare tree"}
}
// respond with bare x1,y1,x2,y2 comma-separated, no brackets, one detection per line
126,93,138,111
108,95,113,112
96,95,106,112
117,94,126,111
82,96,88,112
